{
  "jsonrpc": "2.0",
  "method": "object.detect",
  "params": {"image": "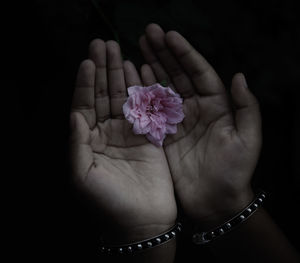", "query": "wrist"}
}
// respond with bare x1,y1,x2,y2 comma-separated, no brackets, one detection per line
194,188,255,230
192,191,267,245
